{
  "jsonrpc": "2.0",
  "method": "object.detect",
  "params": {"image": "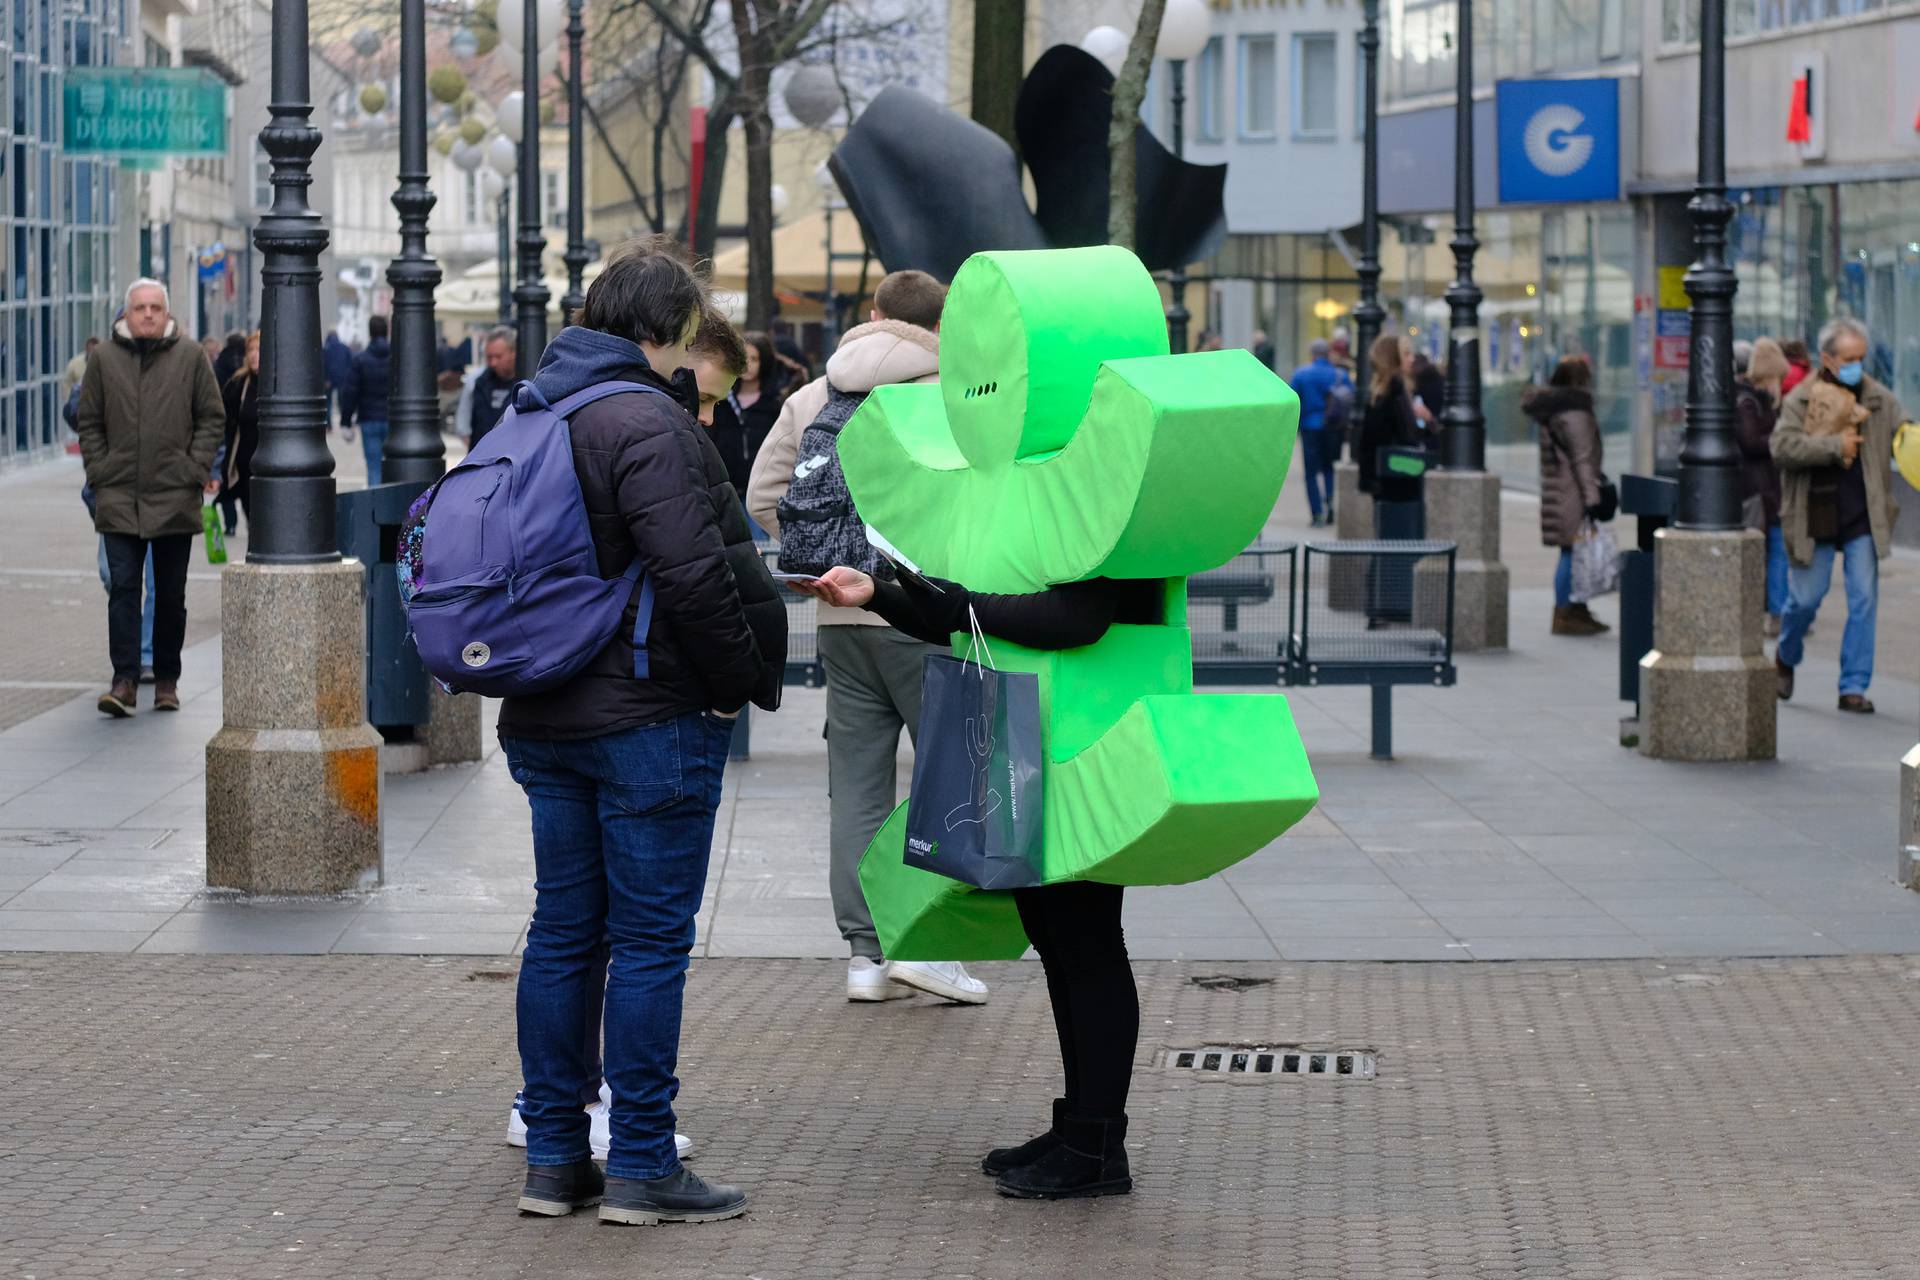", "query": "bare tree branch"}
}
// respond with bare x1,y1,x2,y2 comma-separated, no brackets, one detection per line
1109,0,1166,251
